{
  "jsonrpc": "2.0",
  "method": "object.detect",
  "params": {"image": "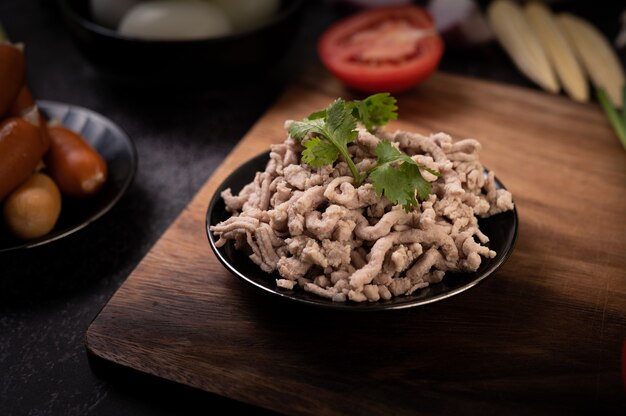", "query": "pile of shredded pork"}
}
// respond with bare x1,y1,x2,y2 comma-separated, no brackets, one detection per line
210,123,514,303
